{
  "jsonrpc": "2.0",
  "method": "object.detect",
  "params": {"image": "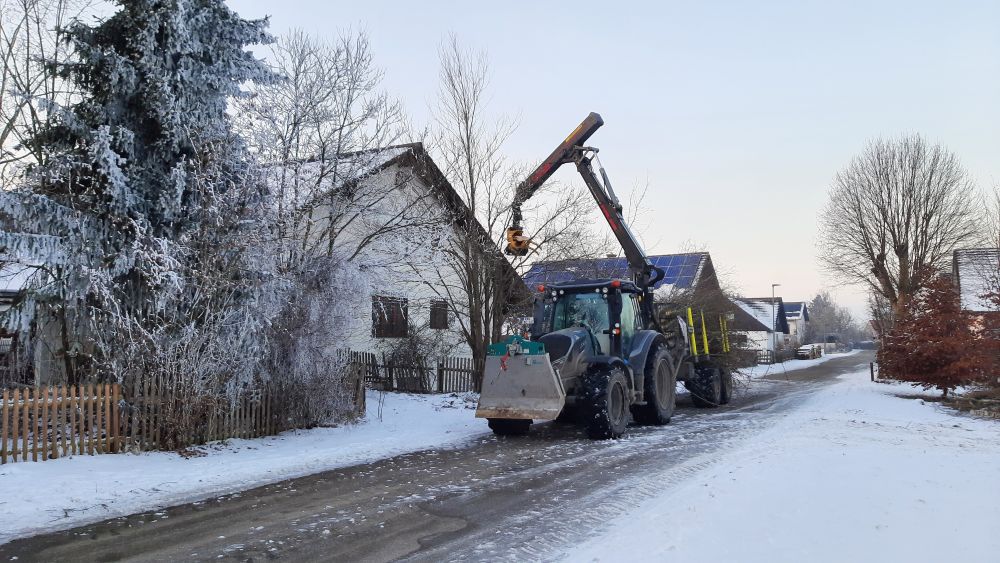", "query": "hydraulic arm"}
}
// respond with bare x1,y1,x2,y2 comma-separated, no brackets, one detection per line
506,112,664,295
